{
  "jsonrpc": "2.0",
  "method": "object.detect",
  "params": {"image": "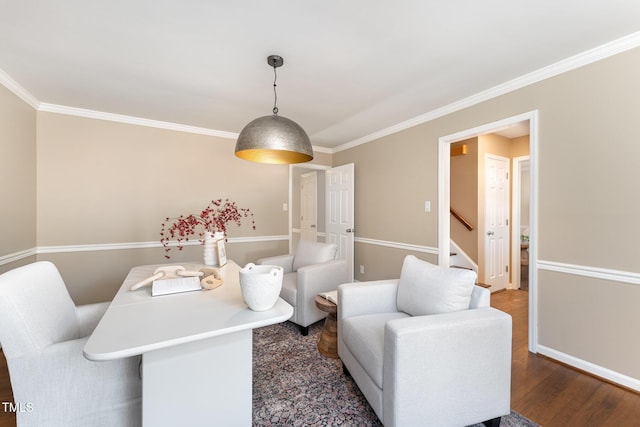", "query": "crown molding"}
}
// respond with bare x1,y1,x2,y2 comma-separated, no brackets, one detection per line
2,32,639,152
311,145,333,154
332,31,640,153
38,103,239,139
37,103,330,153
0,69,39,109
